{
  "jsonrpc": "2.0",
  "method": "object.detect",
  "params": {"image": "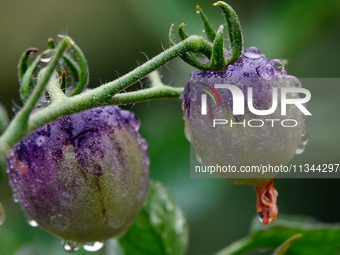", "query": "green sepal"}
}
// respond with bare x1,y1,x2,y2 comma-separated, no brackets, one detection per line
19,52,42,102
213,1,243,64
196,5,217,42
47,38,56,49
180,54,210,70
68,38,89,96
17,48,38,84
178,24,210,70
60,69,67,93
168,24,176,46
178,23,188,41
282,59,289,69
209,25,226,70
